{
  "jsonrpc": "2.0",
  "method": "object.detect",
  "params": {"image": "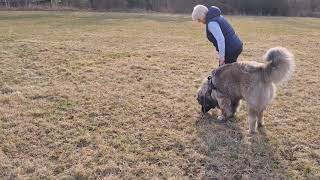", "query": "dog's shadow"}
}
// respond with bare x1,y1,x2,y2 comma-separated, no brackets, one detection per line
194,110,289,179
